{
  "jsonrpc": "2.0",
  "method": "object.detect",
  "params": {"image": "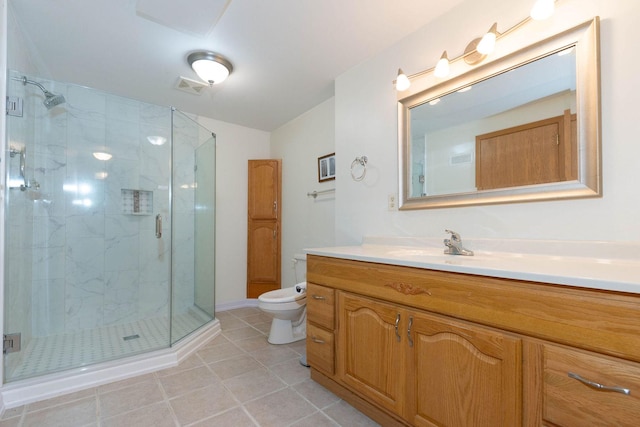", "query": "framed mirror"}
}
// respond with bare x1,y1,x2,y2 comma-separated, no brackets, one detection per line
398,18,600,209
